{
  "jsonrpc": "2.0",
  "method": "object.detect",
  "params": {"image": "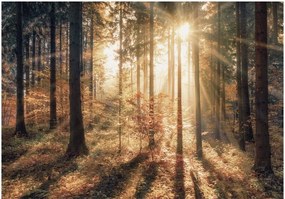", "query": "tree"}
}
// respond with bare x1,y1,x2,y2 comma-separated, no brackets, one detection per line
90,11,94,100
236,2,245,150
240,3,254,143
118,2,123,153
171,26,175,103
214,3,221,140
253,2,273,175
37,36,42,83
272,3,278,44
31,30,36,87
50,3,57,129
193,3,202,159
15,2,28,137
177,4,182,155
149,2,155,148
66,2,88,157
24,35,30,95
136,9,142,138
168,28,171,96
143,22,148,98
